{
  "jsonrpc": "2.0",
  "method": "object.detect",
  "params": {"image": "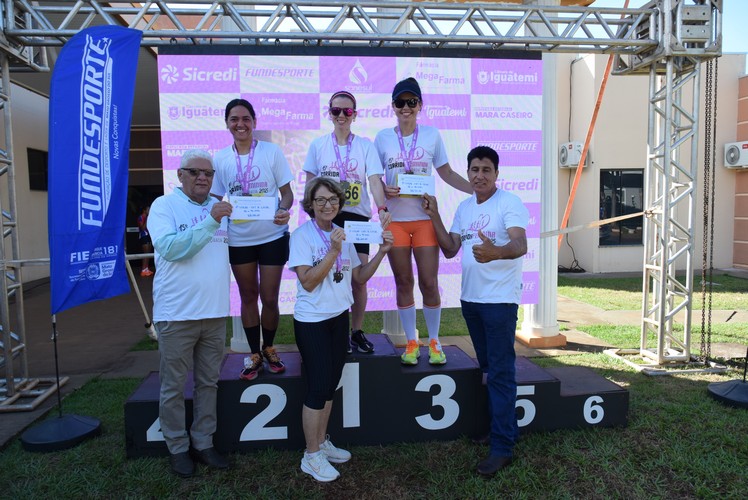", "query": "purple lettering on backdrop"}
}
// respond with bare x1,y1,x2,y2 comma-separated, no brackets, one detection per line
160,130,228,170
249,93,319,130
471,130,542,167
525,203,541,238
417,94,471,130
319,56,396,94
521,271,540,304
159,55,240,93
471,59,543,96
